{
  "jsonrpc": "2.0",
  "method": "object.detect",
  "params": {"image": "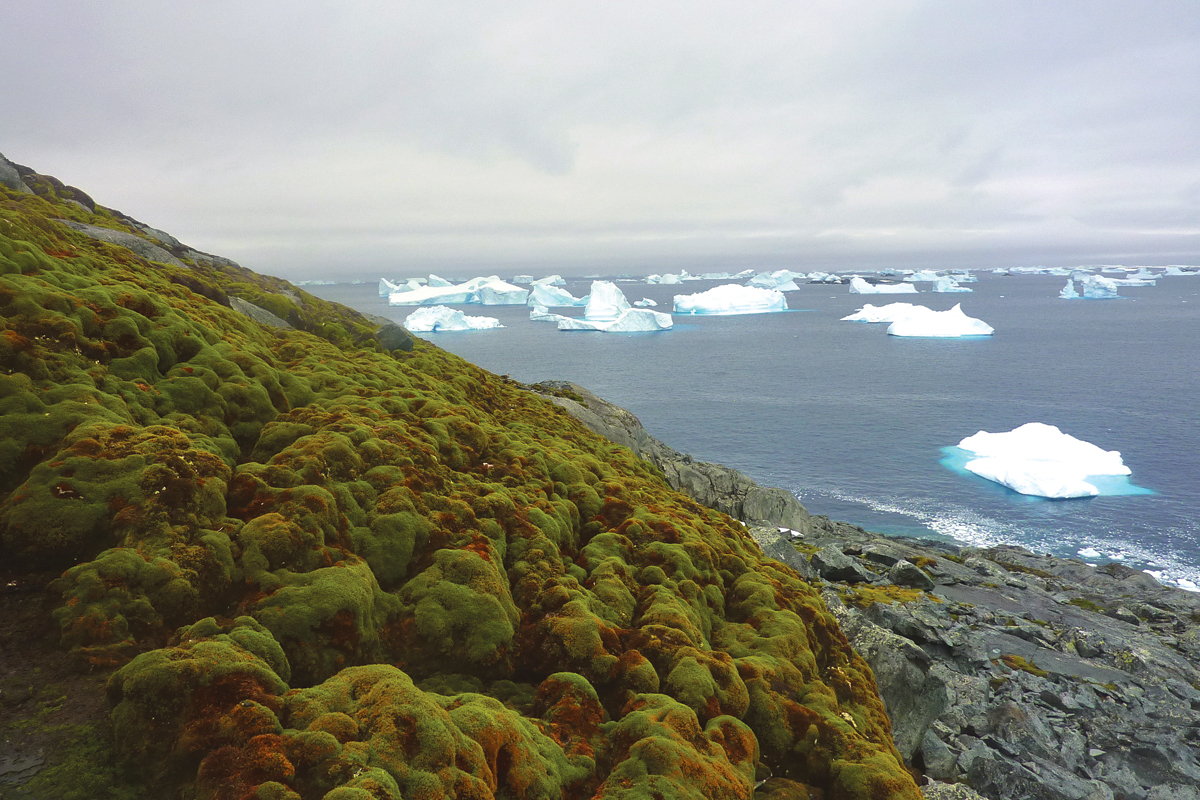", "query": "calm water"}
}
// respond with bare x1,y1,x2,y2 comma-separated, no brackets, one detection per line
308,272,1200,590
